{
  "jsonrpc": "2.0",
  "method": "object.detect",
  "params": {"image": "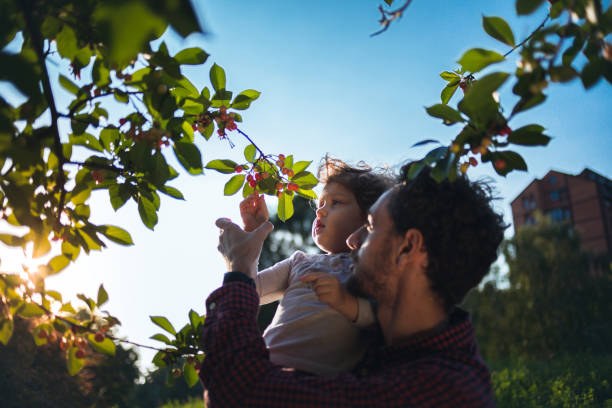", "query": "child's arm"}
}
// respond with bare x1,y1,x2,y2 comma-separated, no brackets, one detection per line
240,194,269,232
301,273,376,326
